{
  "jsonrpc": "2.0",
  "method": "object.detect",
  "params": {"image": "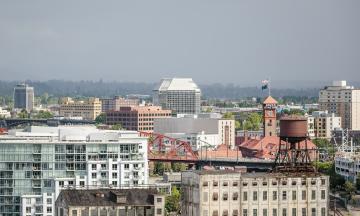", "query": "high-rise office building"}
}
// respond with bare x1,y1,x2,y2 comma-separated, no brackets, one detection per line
0,126,148,216
153,78,201,114
13,84,34,112
319,80,360,130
